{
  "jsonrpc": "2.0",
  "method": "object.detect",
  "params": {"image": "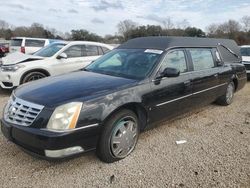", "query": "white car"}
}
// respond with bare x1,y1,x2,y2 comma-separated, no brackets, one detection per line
9,37,61,54
0,41,113,89
240,45,250,77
